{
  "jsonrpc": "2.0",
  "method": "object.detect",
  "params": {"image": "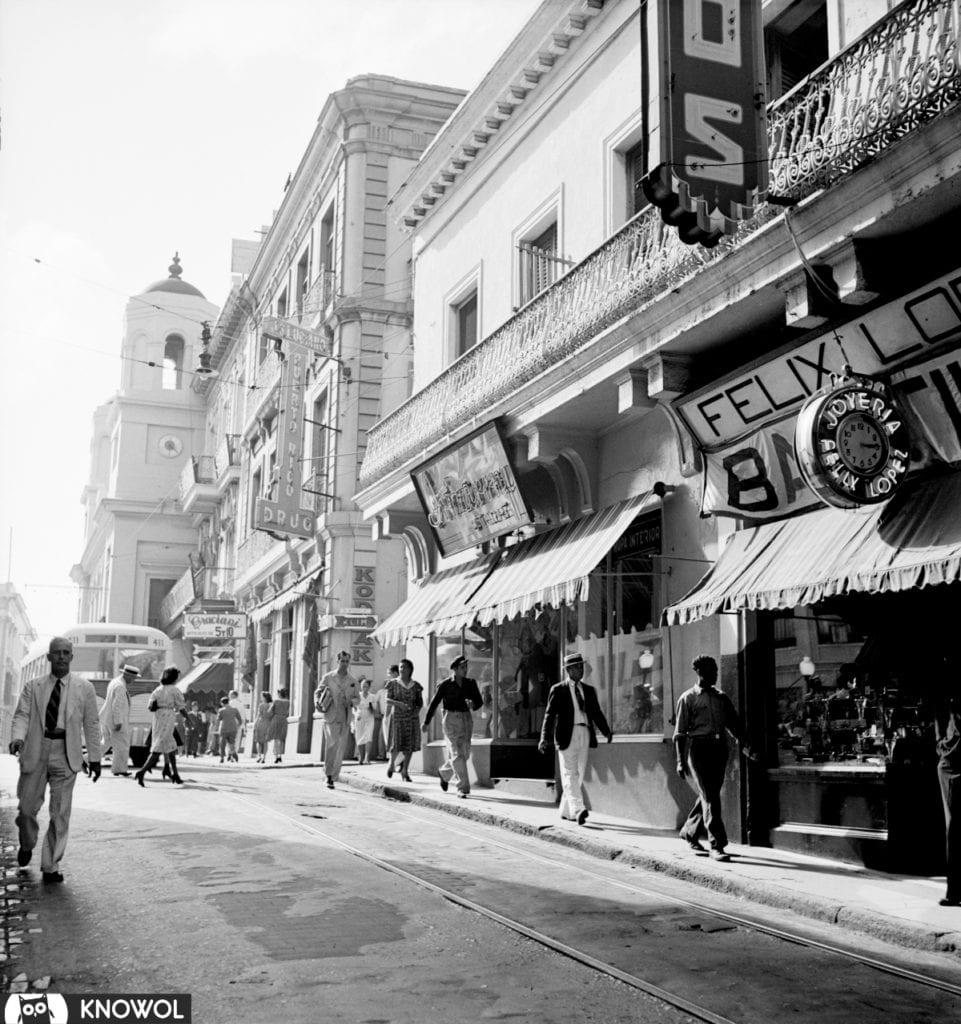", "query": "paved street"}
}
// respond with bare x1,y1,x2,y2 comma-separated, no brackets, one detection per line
3,756,961,1024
